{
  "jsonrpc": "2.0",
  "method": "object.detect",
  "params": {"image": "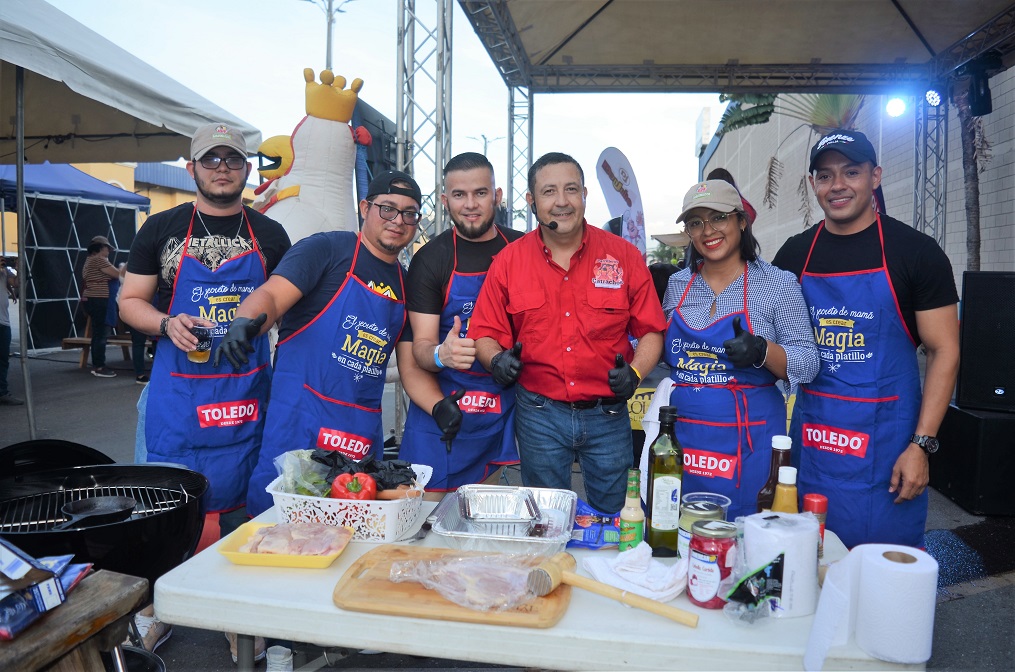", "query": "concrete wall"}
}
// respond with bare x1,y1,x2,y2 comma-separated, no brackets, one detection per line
703,67,1015,295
